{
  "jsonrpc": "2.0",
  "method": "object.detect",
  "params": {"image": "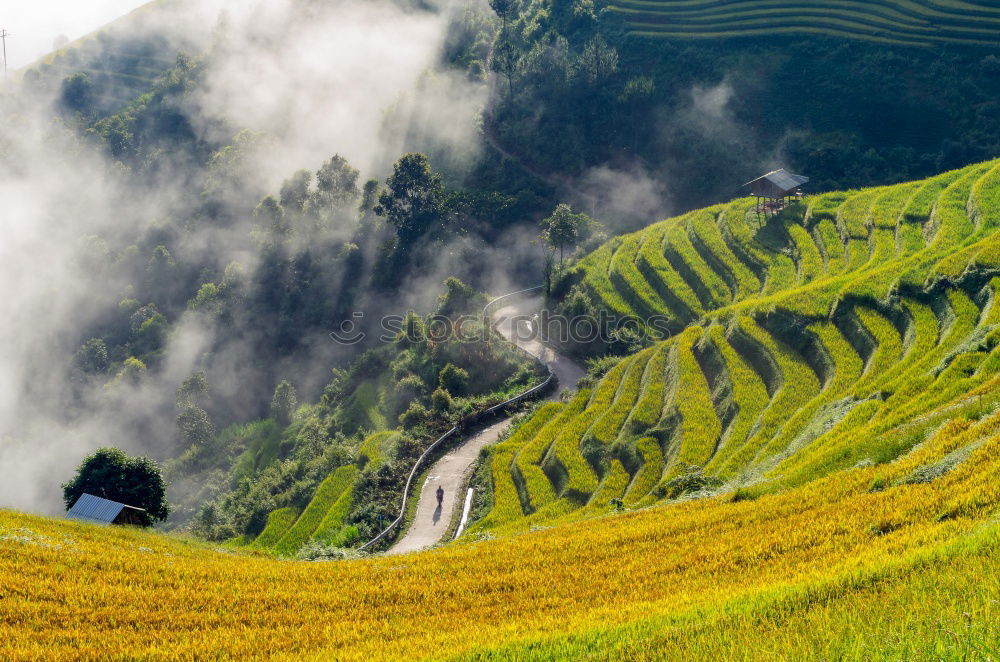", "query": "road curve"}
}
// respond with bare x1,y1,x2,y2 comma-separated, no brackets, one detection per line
494,298,585,395
387,296,583,555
